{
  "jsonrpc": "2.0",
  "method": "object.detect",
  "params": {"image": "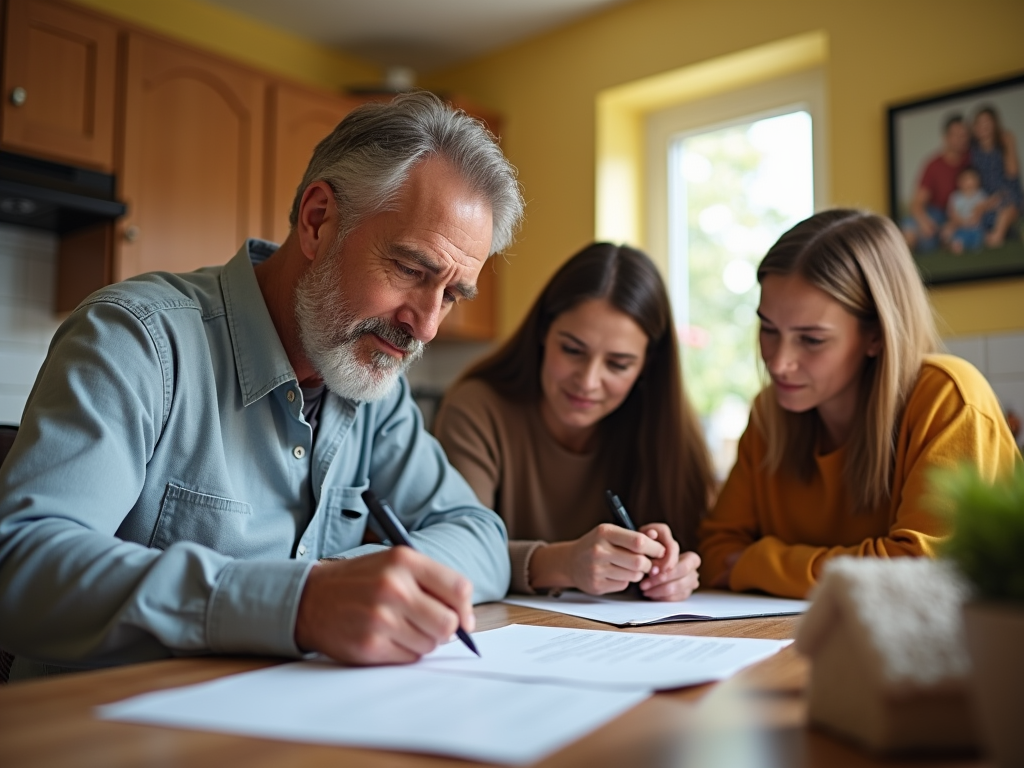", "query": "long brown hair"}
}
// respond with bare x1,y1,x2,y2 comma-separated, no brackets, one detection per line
972,105,1007,154
755,210,940,511
460,242,714,548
